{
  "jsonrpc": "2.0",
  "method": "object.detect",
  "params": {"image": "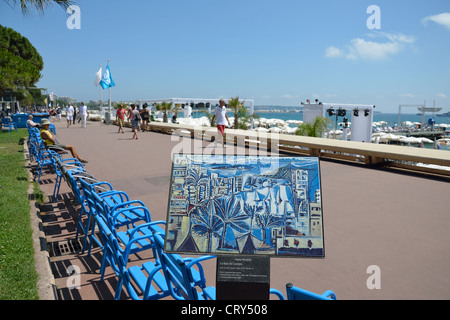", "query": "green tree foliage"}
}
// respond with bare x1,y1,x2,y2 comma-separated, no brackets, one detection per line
3,0,74,15
295,116,332,137
155,101,180,123
0,24,43,100
228,96,245,129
